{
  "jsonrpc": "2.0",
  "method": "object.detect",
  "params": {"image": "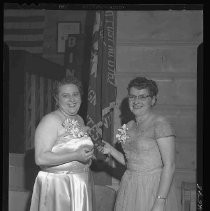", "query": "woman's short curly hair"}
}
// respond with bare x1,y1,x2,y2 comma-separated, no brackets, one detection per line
127,76,158,97
53,76,83,102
